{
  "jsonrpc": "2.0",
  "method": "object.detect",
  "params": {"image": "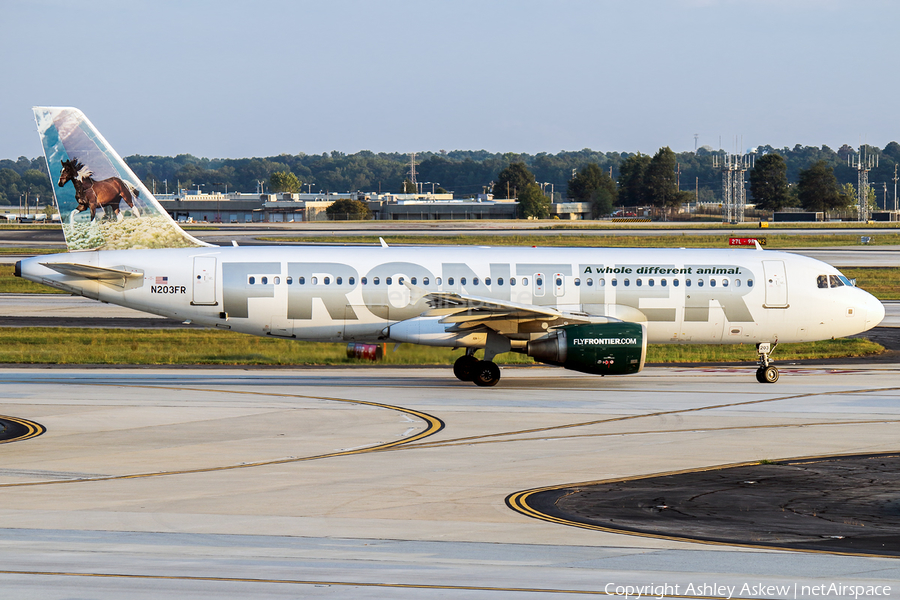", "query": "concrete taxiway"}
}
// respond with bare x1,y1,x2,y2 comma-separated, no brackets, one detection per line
1,365,900,598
